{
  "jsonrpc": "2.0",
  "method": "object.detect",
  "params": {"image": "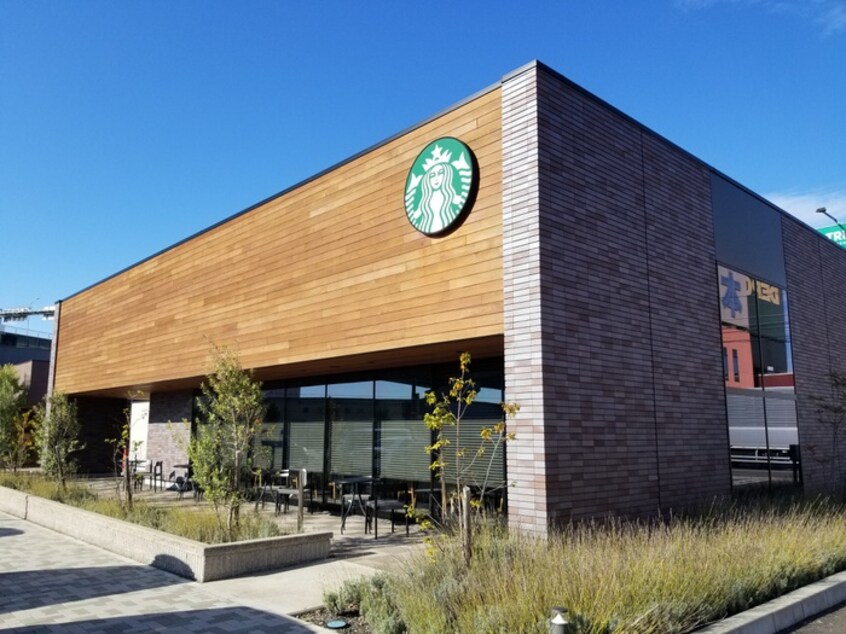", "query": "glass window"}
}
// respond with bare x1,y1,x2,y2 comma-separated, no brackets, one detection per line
722,348,729,382
328,381,374,480
254,387,286,470
427,362,506,501
732,349,740,383
376,380,431,491
717,264,799,489
711,174,786,287
288,384,326,478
